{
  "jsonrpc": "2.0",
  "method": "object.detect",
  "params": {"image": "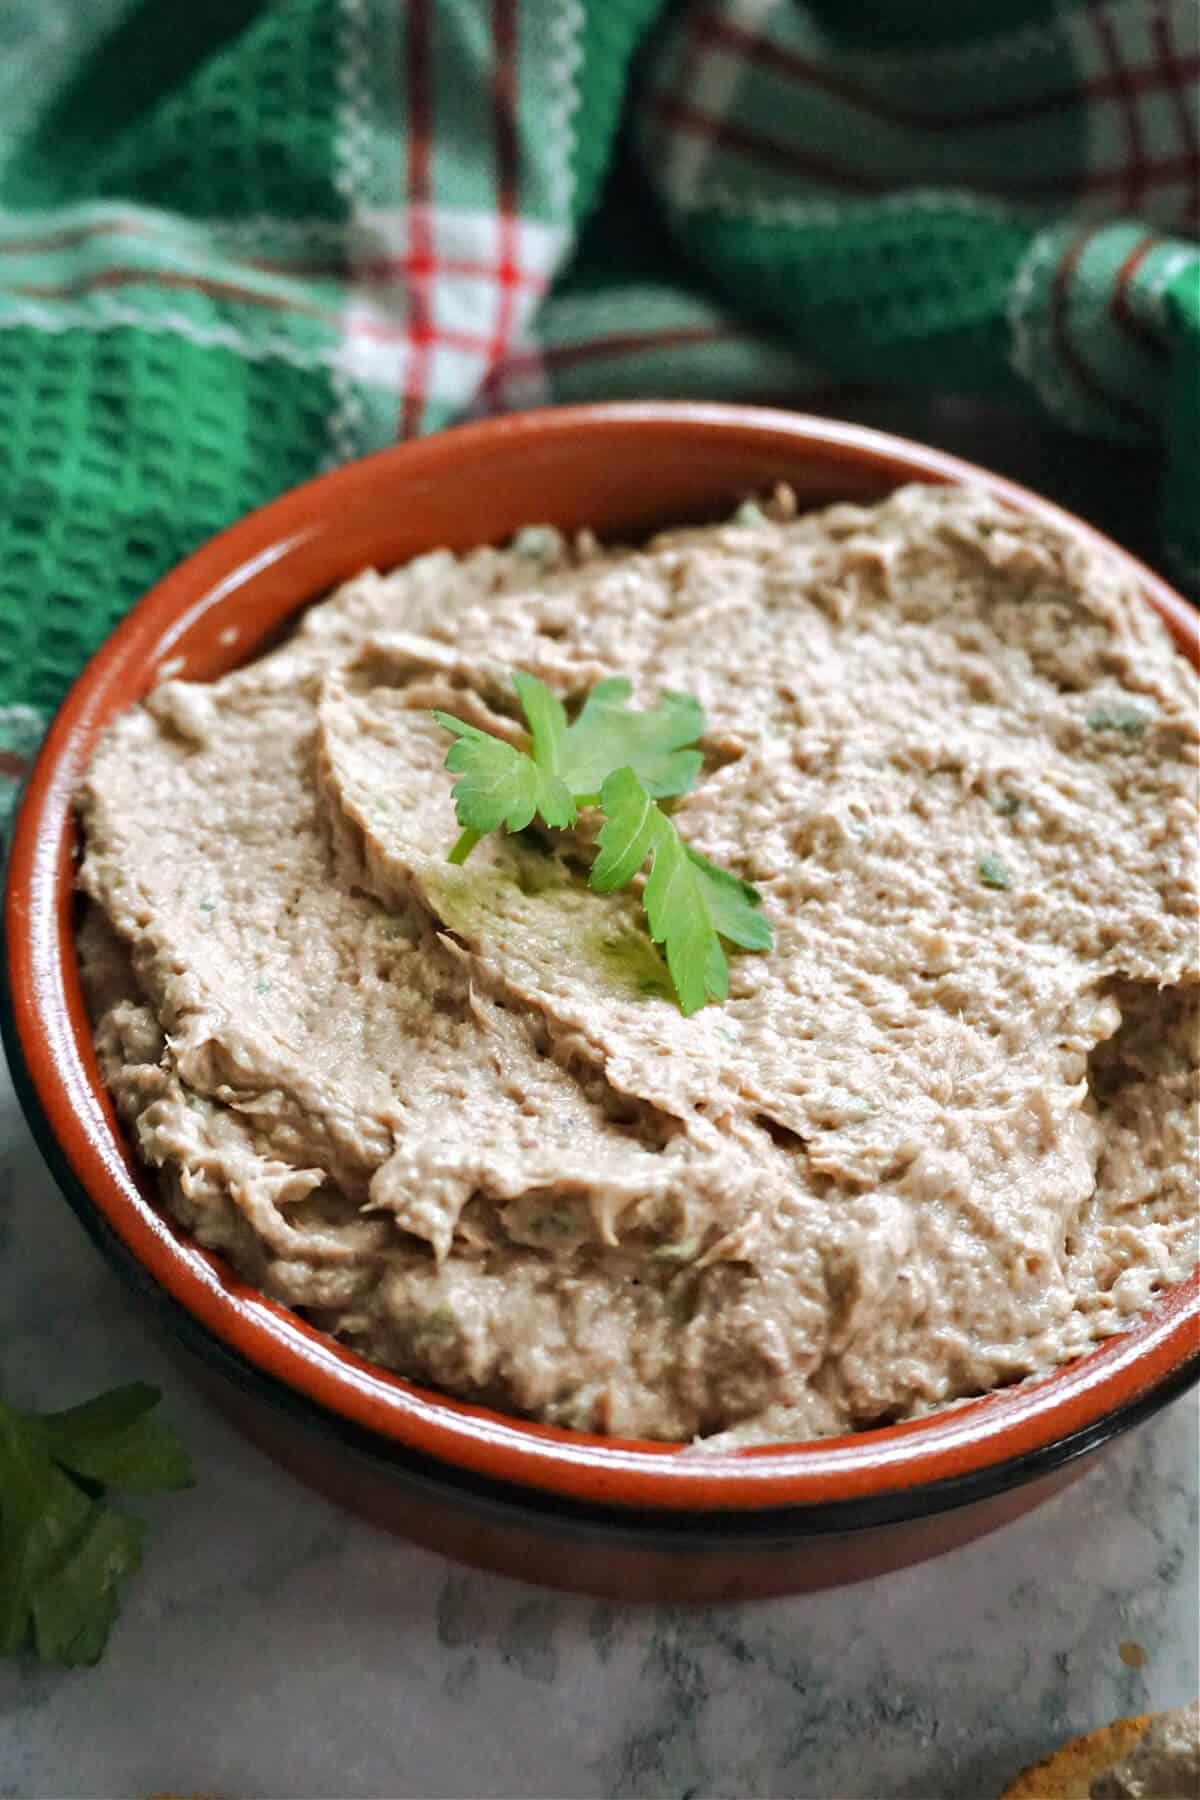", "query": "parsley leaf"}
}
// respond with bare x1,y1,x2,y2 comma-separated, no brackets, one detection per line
512,670,570,782
32,1384,195,1492
0,1384,193,1666
434,674,770,1012
435,673,706,861
433,708,576,854
592,767,772,1016
557,678,704,801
